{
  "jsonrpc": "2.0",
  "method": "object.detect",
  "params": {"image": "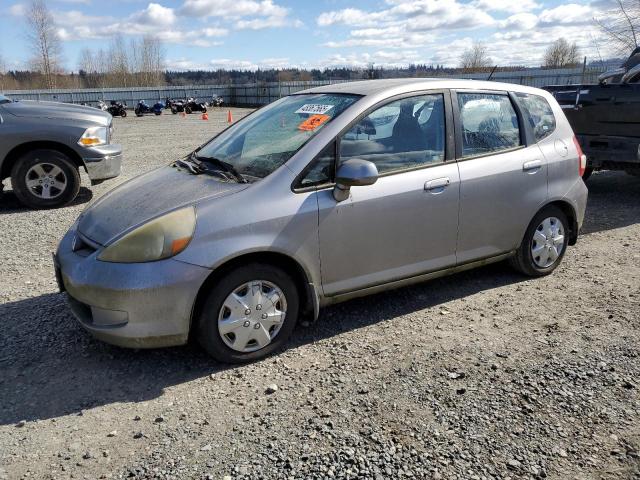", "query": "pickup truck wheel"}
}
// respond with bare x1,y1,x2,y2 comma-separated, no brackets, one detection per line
197,263,299,363
10,149,80,209
509,205,569,277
